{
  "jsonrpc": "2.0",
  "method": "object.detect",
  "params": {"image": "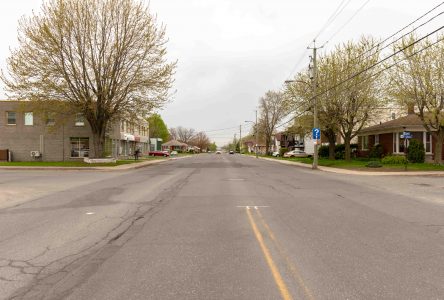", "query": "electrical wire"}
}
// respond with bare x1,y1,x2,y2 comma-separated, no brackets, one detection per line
321,0,372,47
336,1,444,64
312,25,444,100
313,0,352,42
